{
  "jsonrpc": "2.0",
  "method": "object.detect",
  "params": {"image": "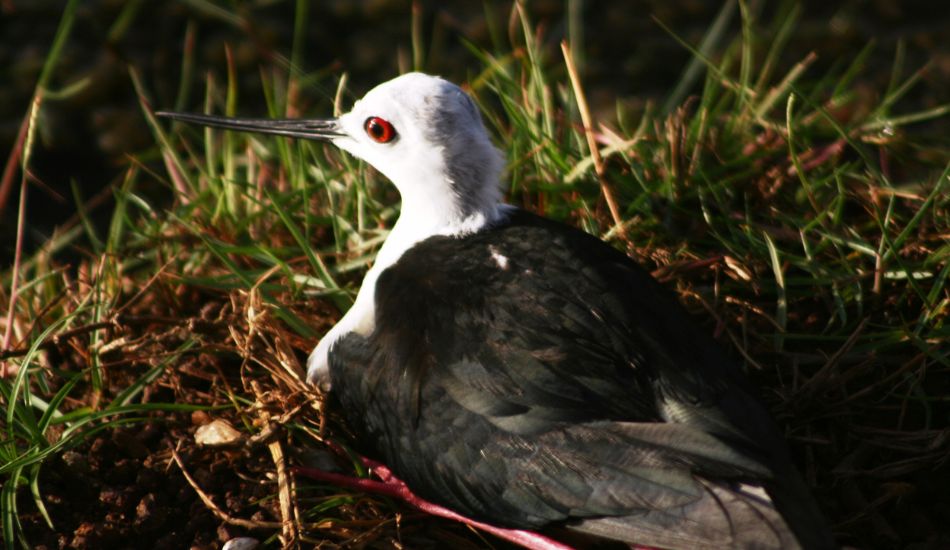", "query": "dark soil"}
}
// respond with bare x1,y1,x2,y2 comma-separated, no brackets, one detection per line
14,293,288,549
21,422,269,550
